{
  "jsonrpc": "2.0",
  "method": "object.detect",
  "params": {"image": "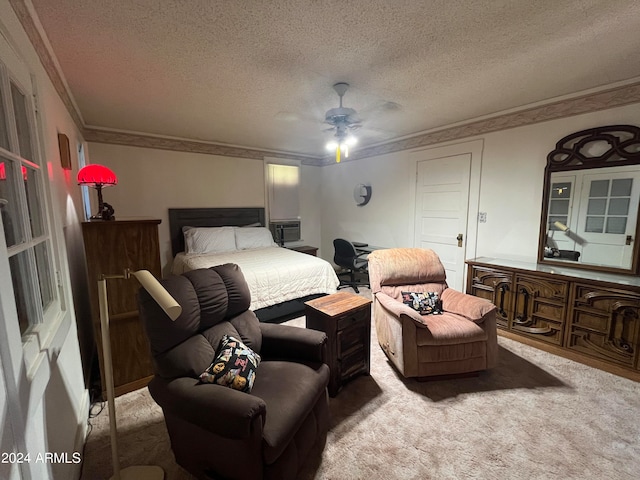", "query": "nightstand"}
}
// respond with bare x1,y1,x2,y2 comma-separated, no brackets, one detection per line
287,245,318,256
305,292,372,396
